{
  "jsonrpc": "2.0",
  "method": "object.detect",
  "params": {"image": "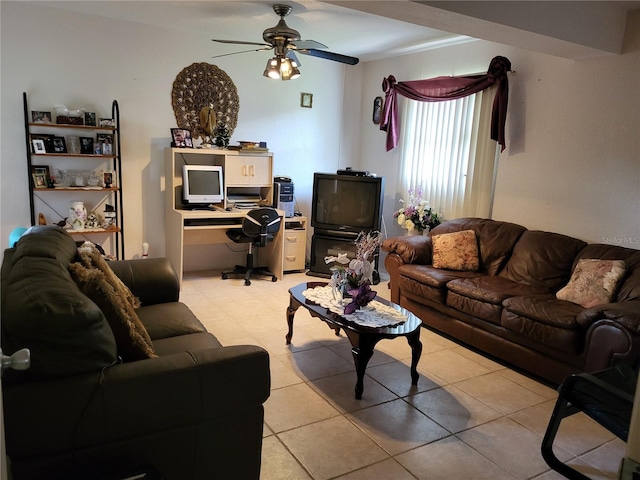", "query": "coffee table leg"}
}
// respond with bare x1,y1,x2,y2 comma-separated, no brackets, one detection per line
406,329,423,385
346,332,380,400
286,297,301,345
